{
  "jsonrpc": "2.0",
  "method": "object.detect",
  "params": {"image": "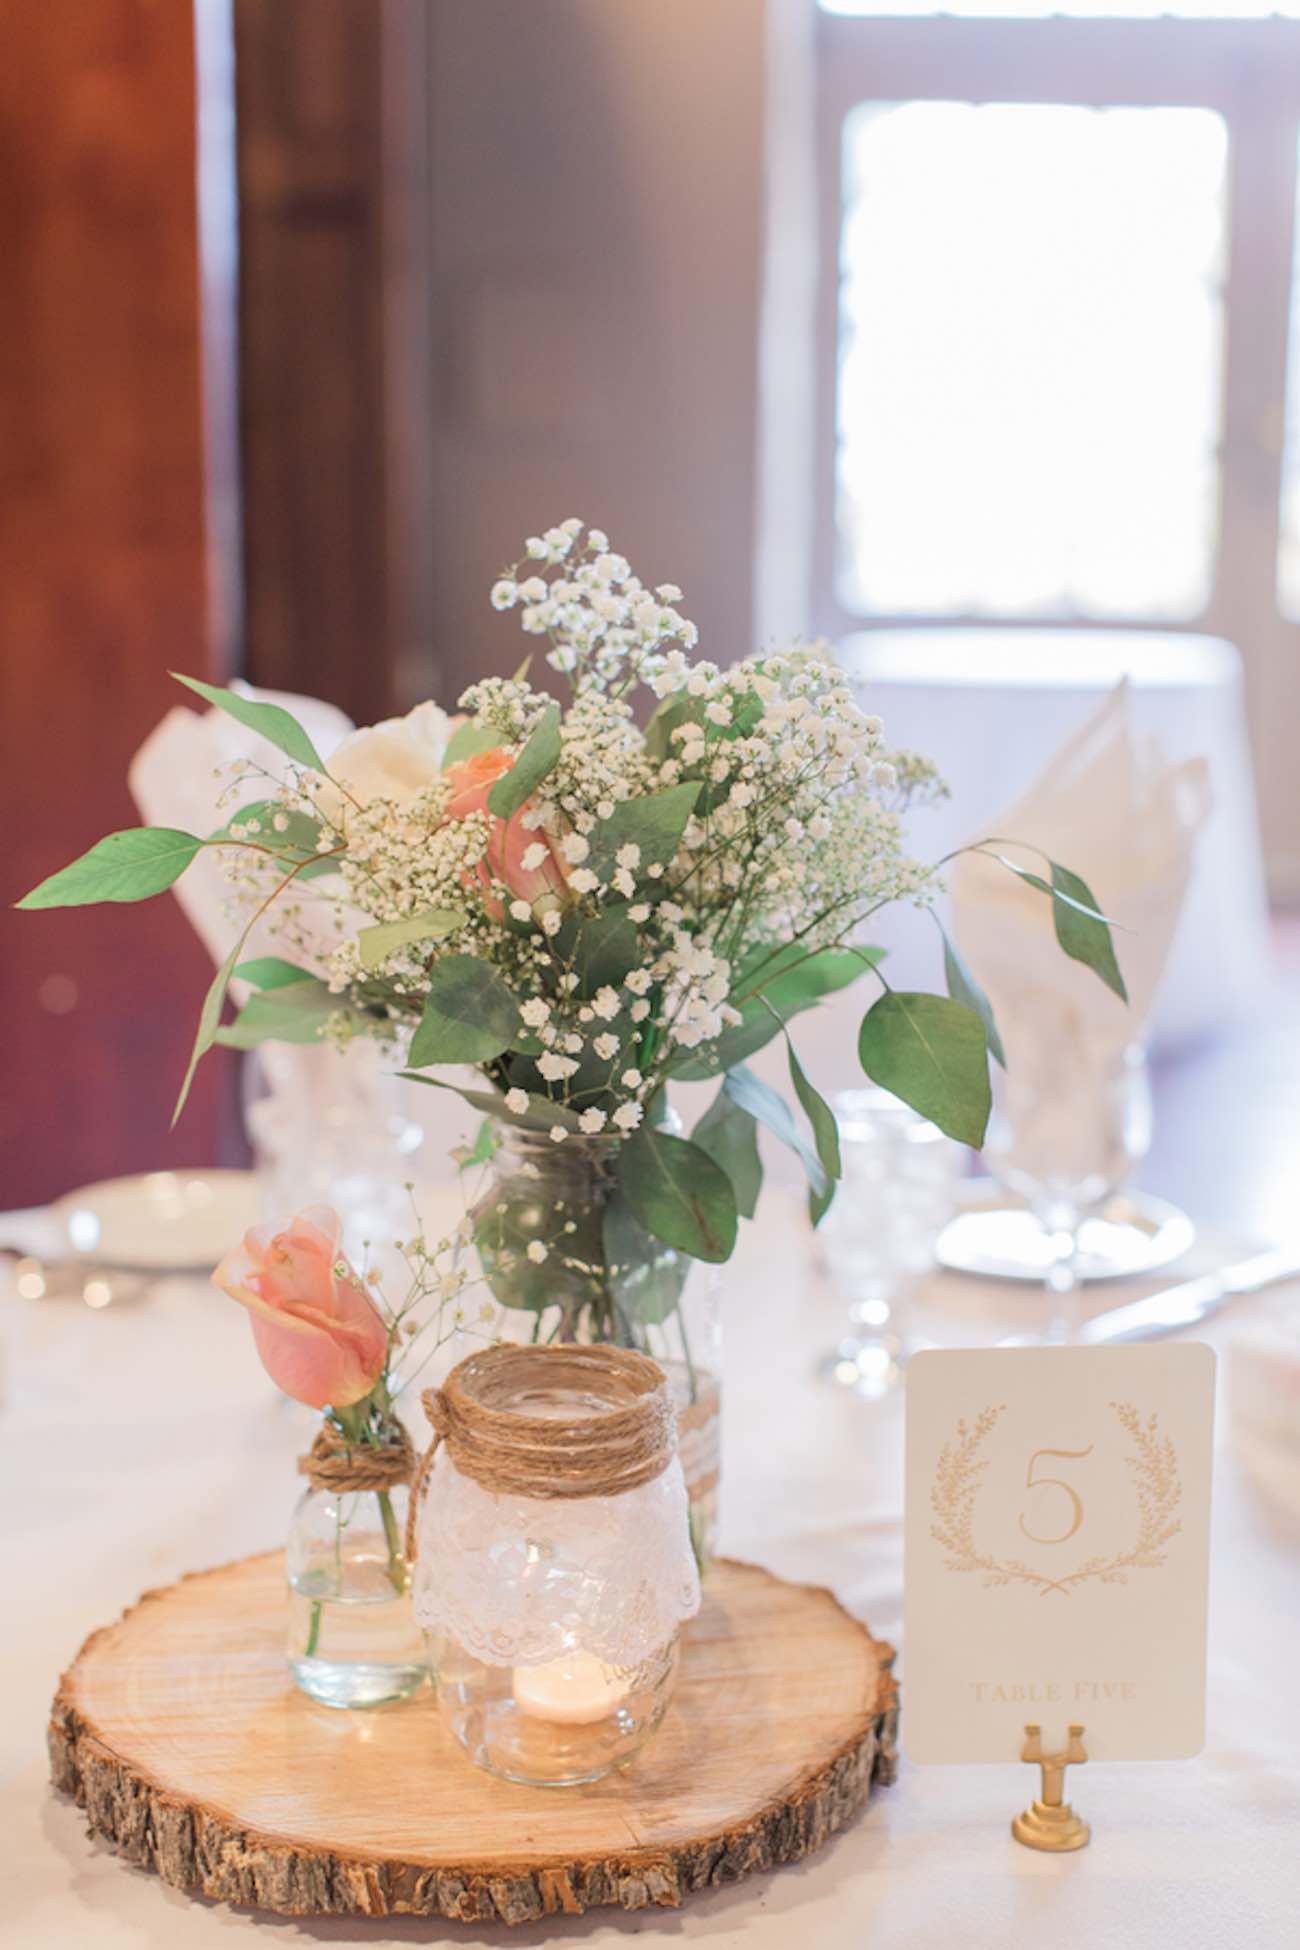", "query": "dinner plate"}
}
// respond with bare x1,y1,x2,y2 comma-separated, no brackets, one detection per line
51,1169,260,1272
935,1185,1196,1284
